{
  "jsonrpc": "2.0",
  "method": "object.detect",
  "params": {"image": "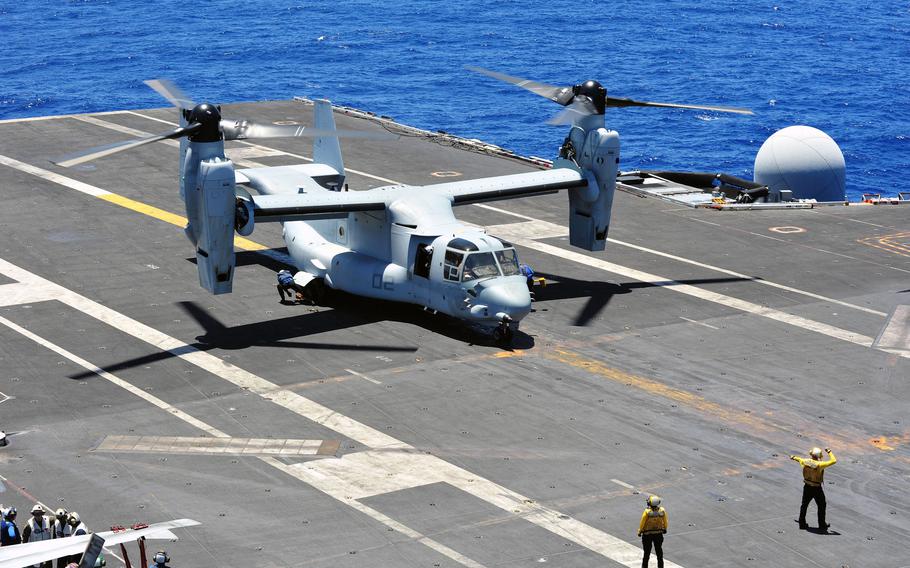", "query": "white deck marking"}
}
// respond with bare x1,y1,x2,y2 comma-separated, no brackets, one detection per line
0,257,408,450
0,154,112,197
473,202,538,221
345,368,382,384
610,479,635,490
287,450,684,568
0,257,685,568
518,240,910,360
874,305,910,351
475,204,887,317
0,315,227,439
0,110,126,124
261,457,489,568
679,316,719,330
607,237,886,317
0,283,57,307
485,219,569,241
0,300,485,568
95,435,332,456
